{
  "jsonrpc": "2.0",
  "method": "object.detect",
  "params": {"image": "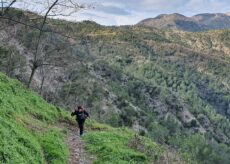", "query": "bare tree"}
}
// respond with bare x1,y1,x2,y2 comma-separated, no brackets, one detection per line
27,0,74,88
0,20,26,77
0,0,16,15
0,0,93,88
0,43,26,77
